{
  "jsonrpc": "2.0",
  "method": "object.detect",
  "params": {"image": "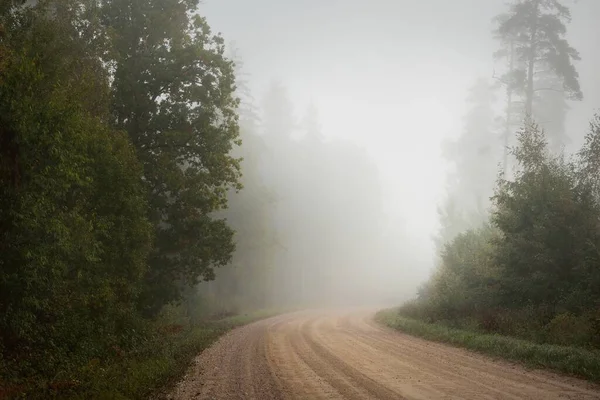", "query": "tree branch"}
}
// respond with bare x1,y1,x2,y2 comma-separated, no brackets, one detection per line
533,87,564,93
